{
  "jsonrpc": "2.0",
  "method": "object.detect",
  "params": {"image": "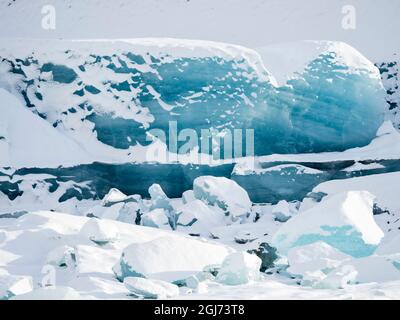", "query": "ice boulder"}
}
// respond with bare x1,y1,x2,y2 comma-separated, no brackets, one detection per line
149,184,174,211
102,188,128,206
141,208,171,229
0,274,33,300
287,242,351,284
124,277,179,299
216,252,261,285
316,256,400,289
272,191,384,257
46,245,77,268
182,190,196,204
272,200,293,222
80,218,119,245
115,235,232,282
177,200,225,235
193,176,252,219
